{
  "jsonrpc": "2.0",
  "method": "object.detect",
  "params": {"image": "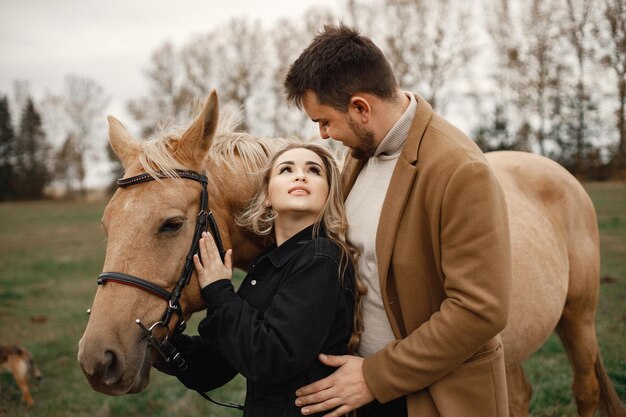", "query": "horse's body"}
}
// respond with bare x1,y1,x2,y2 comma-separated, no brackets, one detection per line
78,94,623,416
486,151,622,416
